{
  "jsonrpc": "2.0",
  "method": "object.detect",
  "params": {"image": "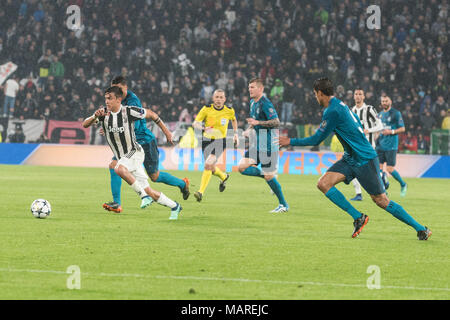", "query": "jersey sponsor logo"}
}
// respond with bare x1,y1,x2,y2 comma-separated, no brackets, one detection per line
108,126,125,133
